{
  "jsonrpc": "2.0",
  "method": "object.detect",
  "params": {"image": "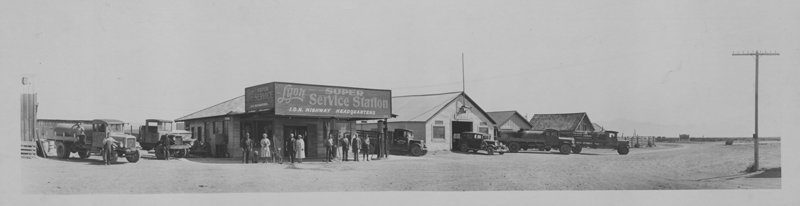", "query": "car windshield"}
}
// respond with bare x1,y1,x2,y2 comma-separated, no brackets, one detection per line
107,124,124,133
